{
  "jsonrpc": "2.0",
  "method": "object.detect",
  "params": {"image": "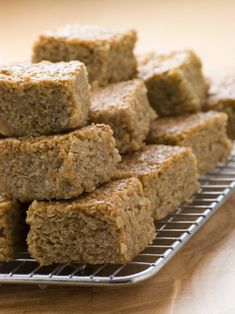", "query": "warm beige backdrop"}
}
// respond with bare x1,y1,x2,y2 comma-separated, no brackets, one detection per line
0,0,235,79
0,1,235,313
